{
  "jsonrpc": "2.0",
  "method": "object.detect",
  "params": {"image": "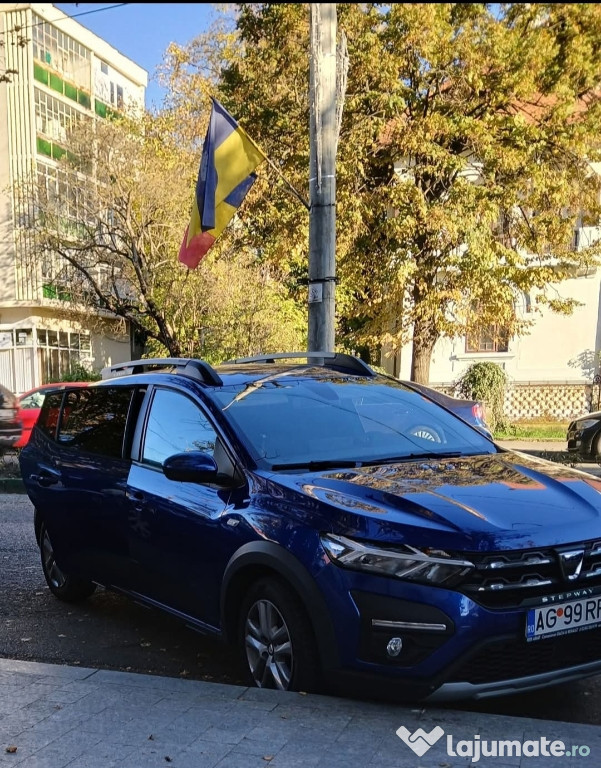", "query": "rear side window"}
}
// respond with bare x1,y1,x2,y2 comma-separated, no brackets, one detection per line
57,387,133,459
38,392,64,440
